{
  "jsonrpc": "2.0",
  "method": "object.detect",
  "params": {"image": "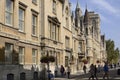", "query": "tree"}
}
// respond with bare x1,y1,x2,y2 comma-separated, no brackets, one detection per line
114,48,119,63
106,39,120,64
